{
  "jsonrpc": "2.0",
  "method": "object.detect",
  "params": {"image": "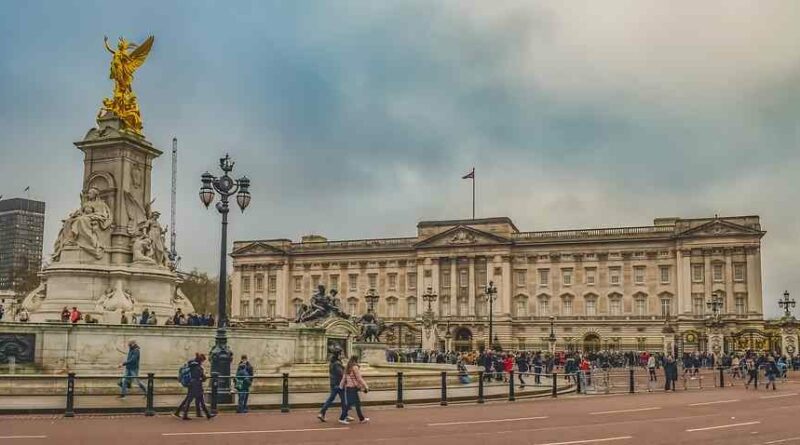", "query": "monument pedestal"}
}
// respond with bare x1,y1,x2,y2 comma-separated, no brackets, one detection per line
353,342,388,365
